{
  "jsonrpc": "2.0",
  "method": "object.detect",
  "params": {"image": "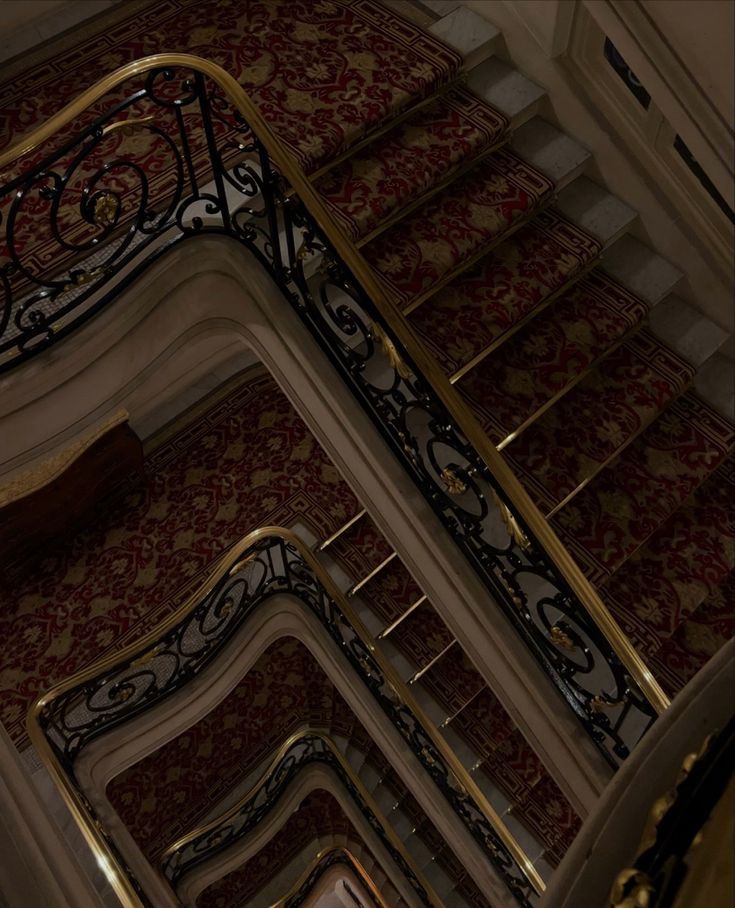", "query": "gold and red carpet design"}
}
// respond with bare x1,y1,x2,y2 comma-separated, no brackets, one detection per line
0,369,358,747
1,0,461,283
